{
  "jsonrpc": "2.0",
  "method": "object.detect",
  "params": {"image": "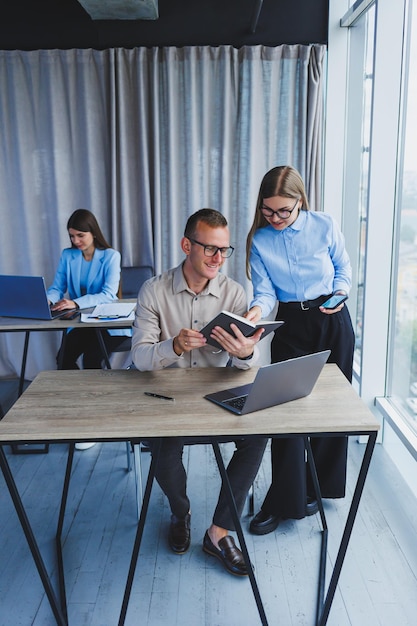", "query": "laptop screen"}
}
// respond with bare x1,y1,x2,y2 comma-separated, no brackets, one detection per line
0,275,58,319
